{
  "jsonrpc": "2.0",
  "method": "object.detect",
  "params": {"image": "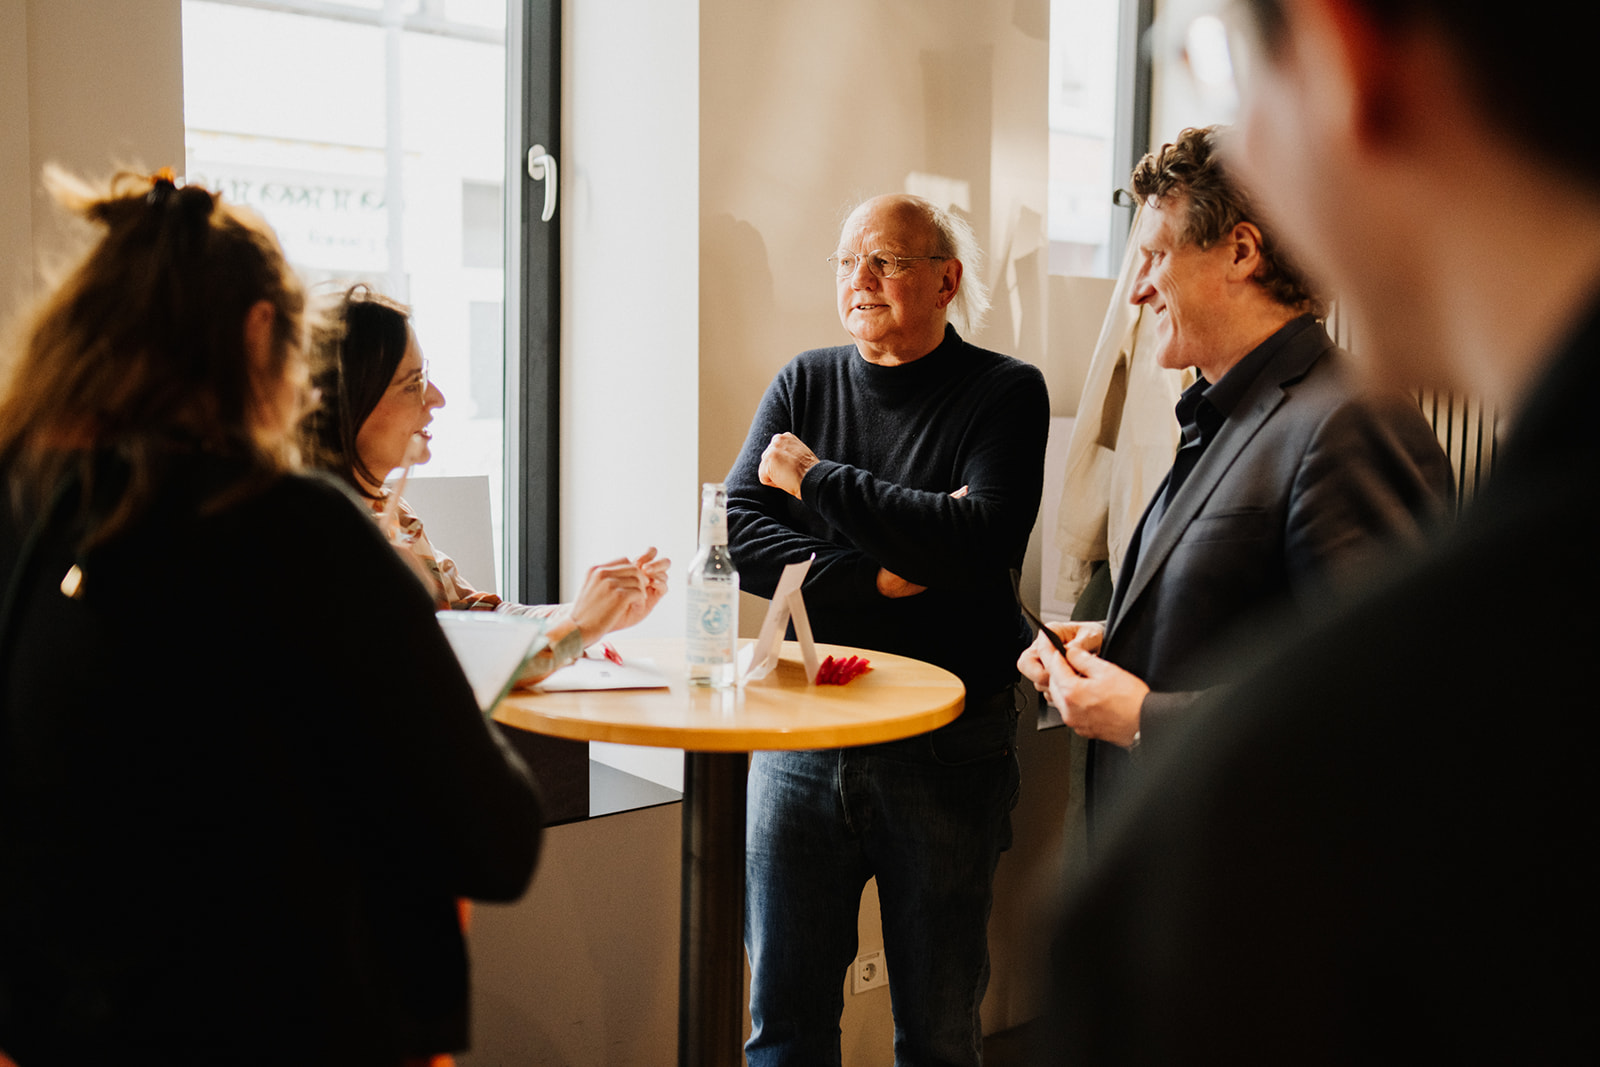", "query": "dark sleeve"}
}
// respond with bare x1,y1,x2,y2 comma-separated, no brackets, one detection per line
798,364,1050,590
1143,390,1450,746
725,369,884,607
1283,390,1454,599
1139,688,1202,740
283,479,543,902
